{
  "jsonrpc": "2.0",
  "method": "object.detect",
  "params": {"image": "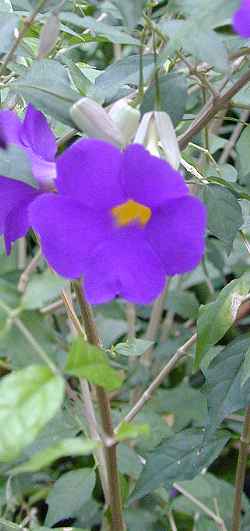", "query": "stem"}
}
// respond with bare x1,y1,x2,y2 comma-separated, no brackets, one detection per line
119,333,196,426
18,249,42,293
0,0,48,76
178,68,250,150
232,405,250,531
73,281,125,531
174,483,226,529
143,283,168,364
